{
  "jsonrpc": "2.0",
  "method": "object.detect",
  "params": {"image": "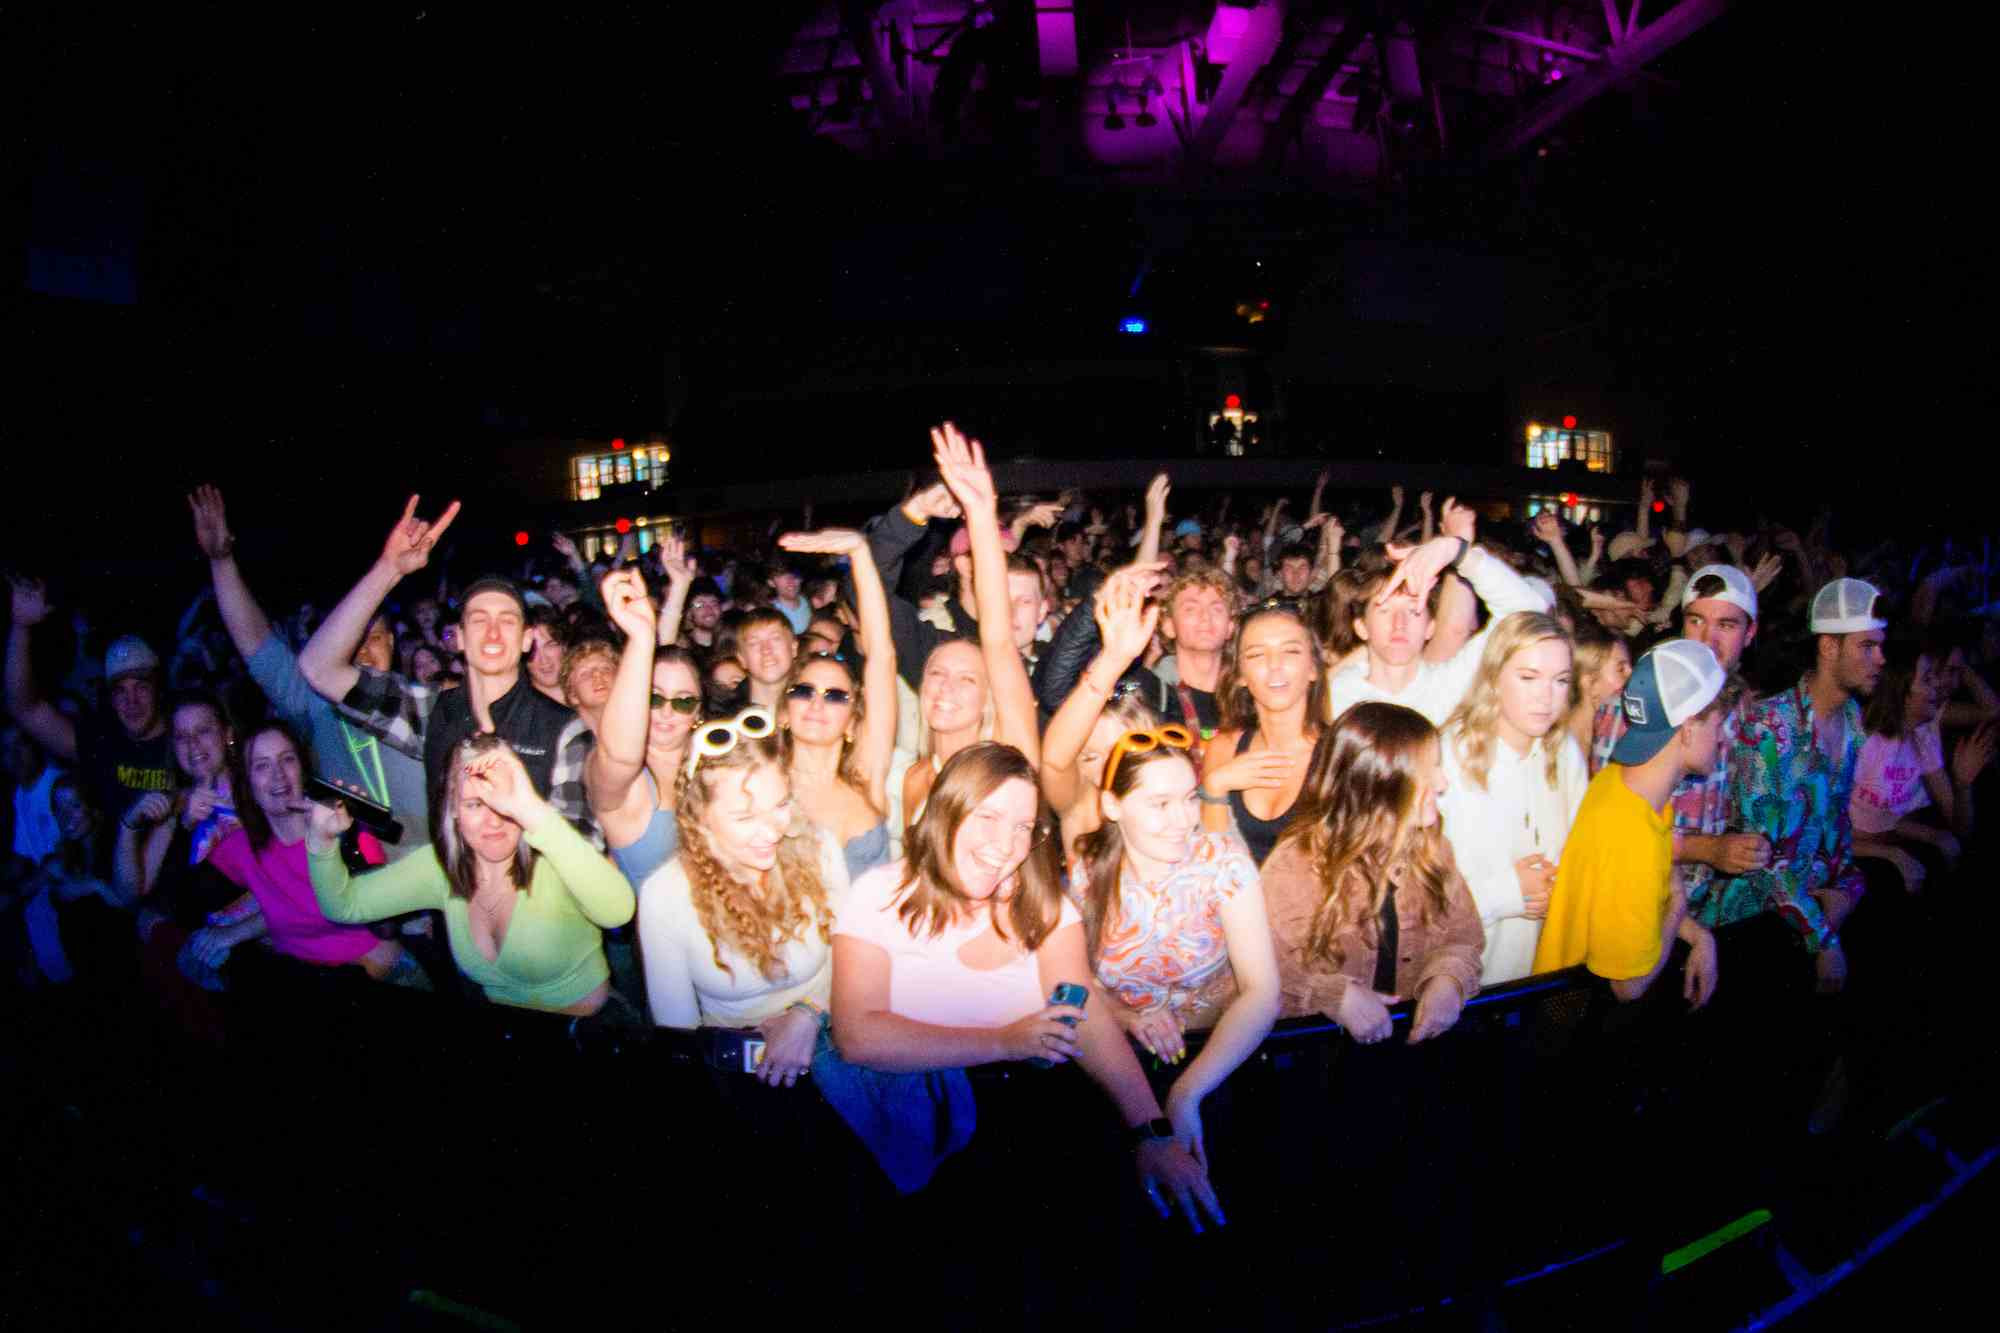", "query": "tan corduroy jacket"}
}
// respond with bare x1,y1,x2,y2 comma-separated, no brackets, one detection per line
1261,837,1485,1022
